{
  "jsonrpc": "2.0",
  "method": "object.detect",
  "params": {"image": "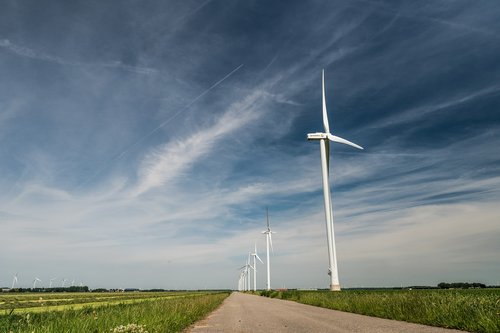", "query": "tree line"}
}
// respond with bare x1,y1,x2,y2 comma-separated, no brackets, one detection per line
437,282,486,289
